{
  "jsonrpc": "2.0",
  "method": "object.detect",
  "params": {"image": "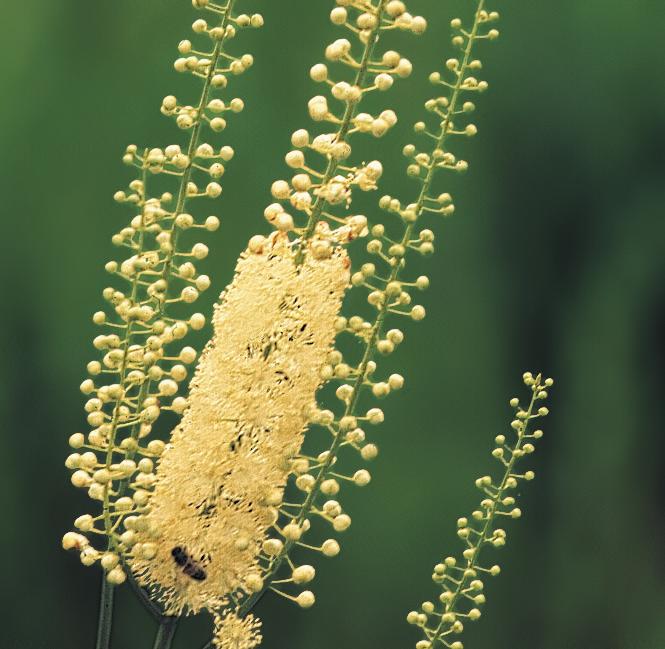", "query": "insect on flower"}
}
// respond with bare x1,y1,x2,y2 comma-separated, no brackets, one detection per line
171,546,209,582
